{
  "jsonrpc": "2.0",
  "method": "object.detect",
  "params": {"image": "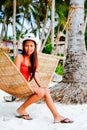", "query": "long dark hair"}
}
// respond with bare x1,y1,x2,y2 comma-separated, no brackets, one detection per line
22,40,38,80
